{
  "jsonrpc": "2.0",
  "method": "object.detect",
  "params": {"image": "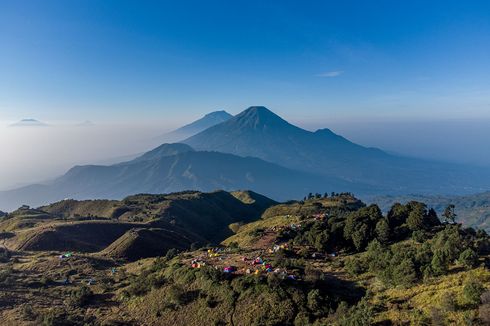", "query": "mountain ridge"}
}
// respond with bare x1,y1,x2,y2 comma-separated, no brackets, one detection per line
157,110,233,143
184,106,490,194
